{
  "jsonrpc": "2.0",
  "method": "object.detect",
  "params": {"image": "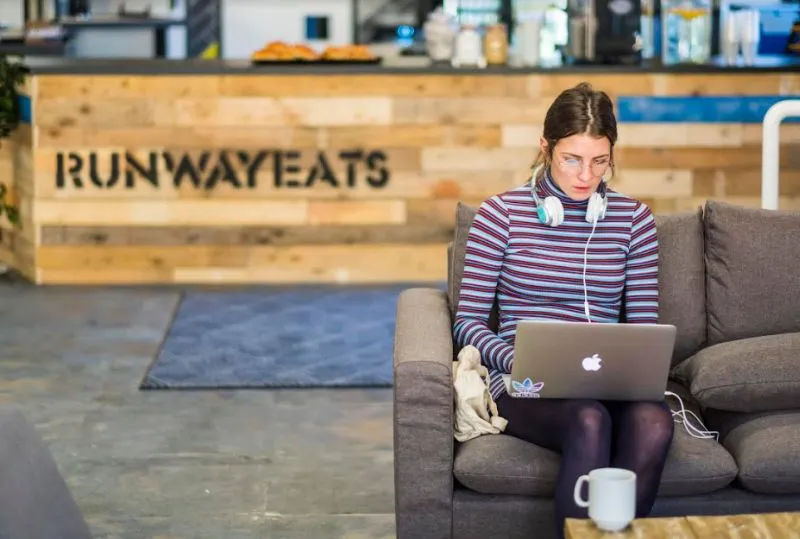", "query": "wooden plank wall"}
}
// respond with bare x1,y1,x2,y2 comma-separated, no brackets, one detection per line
5,72,800,284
